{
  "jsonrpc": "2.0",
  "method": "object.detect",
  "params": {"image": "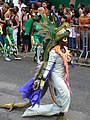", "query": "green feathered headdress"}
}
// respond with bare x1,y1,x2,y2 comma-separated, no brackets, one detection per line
37,19,70,61
38,19,70,43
